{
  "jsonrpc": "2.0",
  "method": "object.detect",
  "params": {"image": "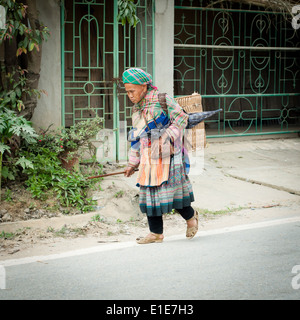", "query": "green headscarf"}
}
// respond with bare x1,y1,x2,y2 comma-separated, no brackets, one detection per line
122,68,157,90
